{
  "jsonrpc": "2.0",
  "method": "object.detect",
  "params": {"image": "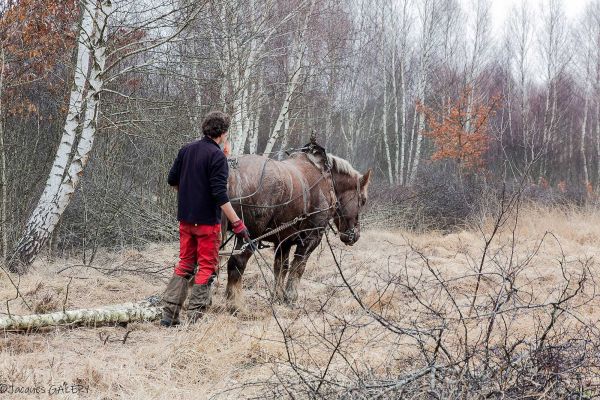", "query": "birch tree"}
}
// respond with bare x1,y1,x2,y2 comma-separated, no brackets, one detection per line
538,0,569,178
207,0,307,155
263,0,316,155
0,0,78,265
506,1,535,166
576,29,593,187
578,0,600,186
462,0,492,134
381,4,393,185
10,0,112,272
408,0,443,184
8,0,203,271
392,0,412,185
